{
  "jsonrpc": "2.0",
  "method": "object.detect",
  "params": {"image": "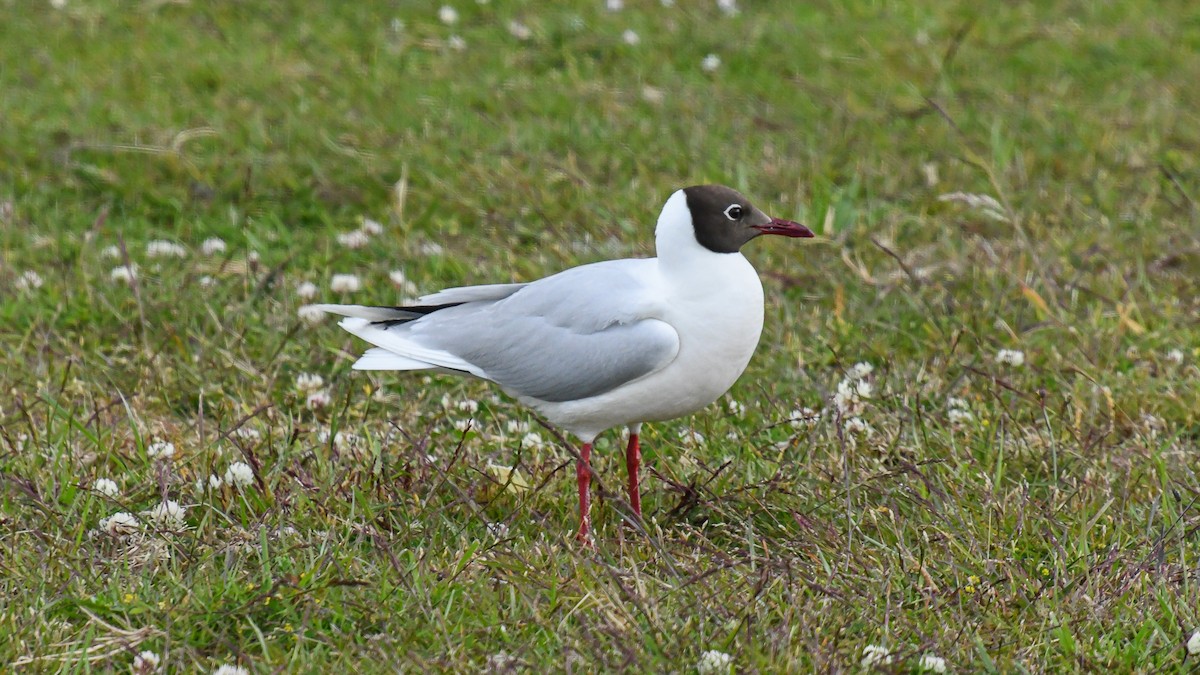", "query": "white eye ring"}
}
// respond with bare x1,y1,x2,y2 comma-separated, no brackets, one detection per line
723,204,745,220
